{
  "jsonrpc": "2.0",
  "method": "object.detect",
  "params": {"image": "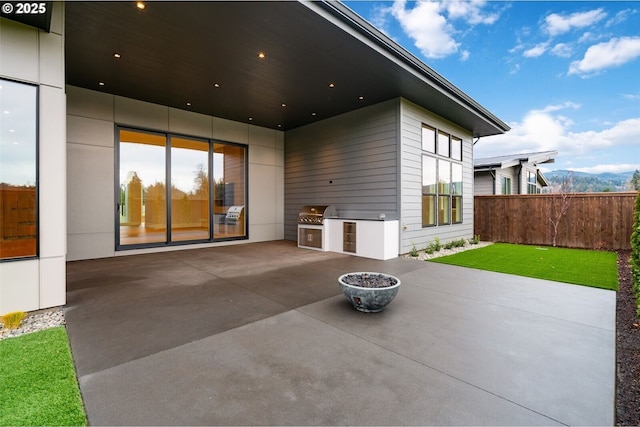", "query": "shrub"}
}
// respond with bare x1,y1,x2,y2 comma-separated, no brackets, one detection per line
1,311,27,329
409,242,419,257
431,237,442,252
631,191,640,317
469,235,480,245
